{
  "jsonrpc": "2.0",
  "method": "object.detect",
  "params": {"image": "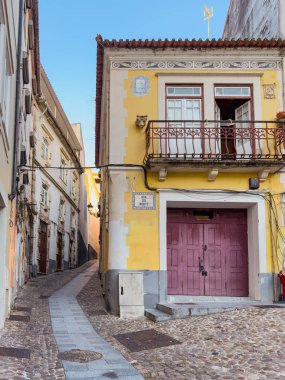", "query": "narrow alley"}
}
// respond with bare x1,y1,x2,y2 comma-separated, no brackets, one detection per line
0,261,285,380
